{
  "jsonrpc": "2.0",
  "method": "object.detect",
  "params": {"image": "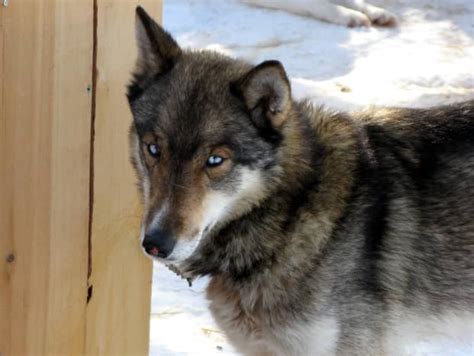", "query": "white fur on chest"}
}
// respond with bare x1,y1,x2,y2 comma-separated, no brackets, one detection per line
210,300,340,356
294,316,340,356
251,316,340,356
